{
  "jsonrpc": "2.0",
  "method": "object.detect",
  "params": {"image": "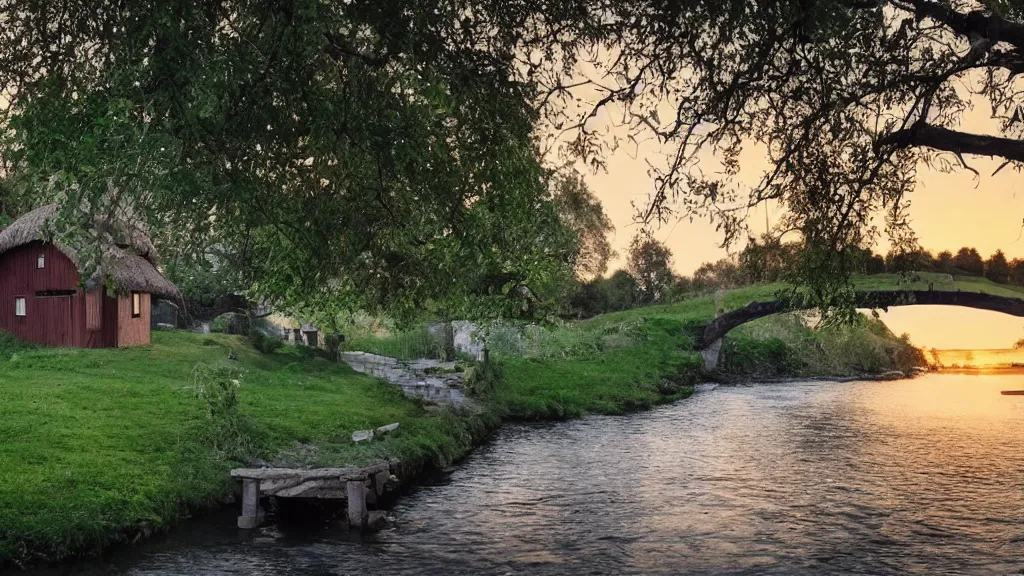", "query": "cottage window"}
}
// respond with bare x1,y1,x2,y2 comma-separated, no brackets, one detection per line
132,292,142,318
15,297,26,317
36,254,45,269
